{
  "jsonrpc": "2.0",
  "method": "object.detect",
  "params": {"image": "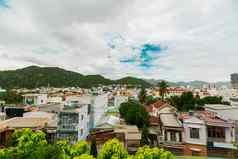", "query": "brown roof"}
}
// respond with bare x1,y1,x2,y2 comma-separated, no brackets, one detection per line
0,117,56,132
149,100,167,108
